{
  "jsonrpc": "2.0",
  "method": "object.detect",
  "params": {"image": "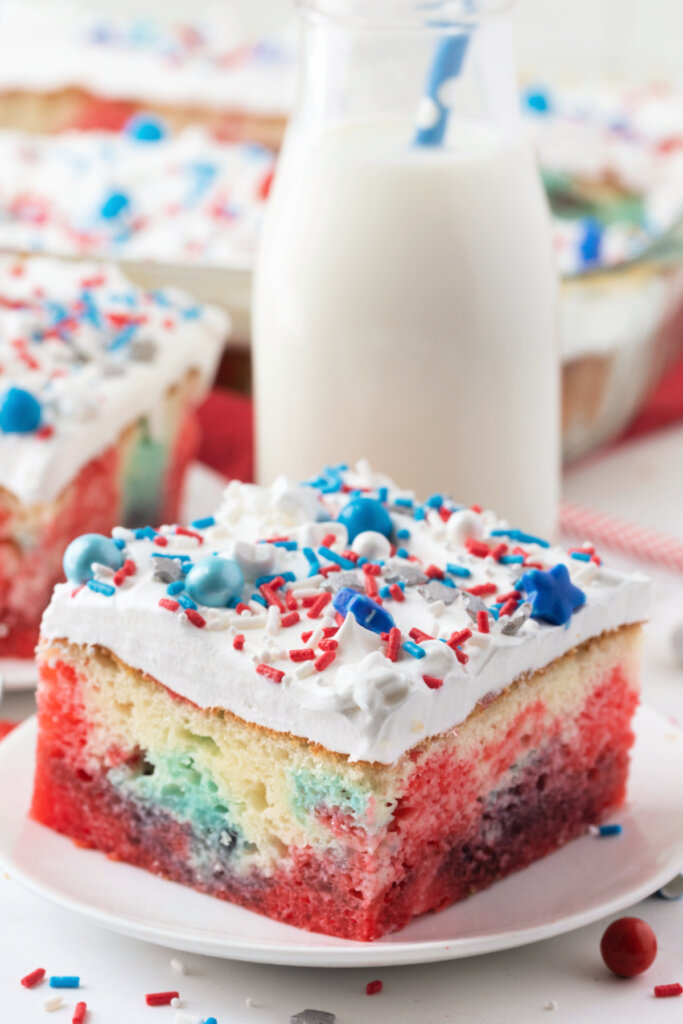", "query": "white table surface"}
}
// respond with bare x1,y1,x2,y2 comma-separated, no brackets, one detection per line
2,437,683,1023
